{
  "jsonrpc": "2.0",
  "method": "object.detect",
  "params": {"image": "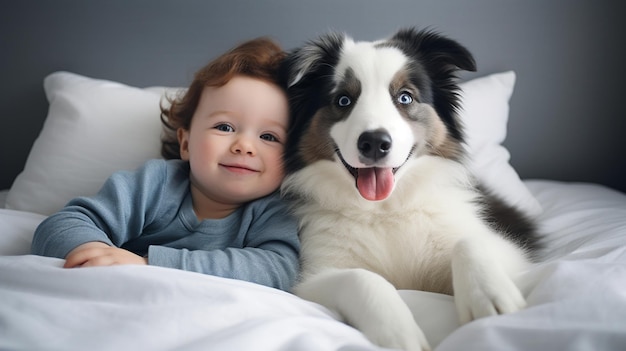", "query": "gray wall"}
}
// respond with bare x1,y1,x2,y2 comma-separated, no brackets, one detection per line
2,0,625,192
